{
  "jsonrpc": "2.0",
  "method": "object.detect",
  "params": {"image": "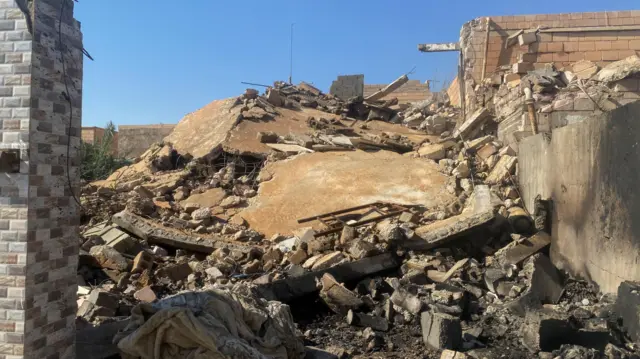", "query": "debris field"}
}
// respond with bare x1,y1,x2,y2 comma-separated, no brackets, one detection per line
77,53,640,358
